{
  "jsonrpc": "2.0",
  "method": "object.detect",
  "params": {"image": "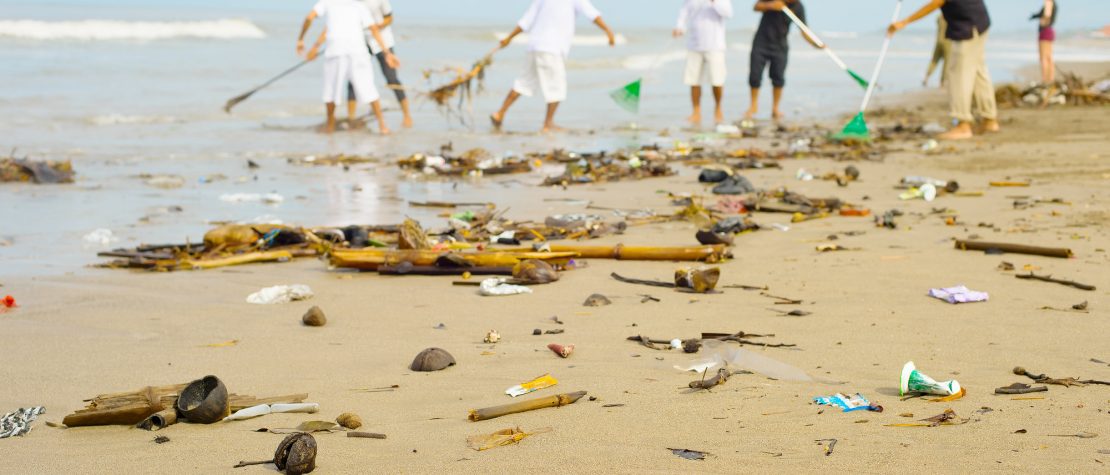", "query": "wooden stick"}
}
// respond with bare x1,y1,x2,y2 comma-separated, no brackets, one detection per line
610,272,675,288
689,368,730,390
179,250,293,270
1015,272,1095,291
468,391,587,422
233,460,271,468
539,244,729,261
954,240,1072,258
377,265,514,276
347,432,387,439
330,249,576,270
